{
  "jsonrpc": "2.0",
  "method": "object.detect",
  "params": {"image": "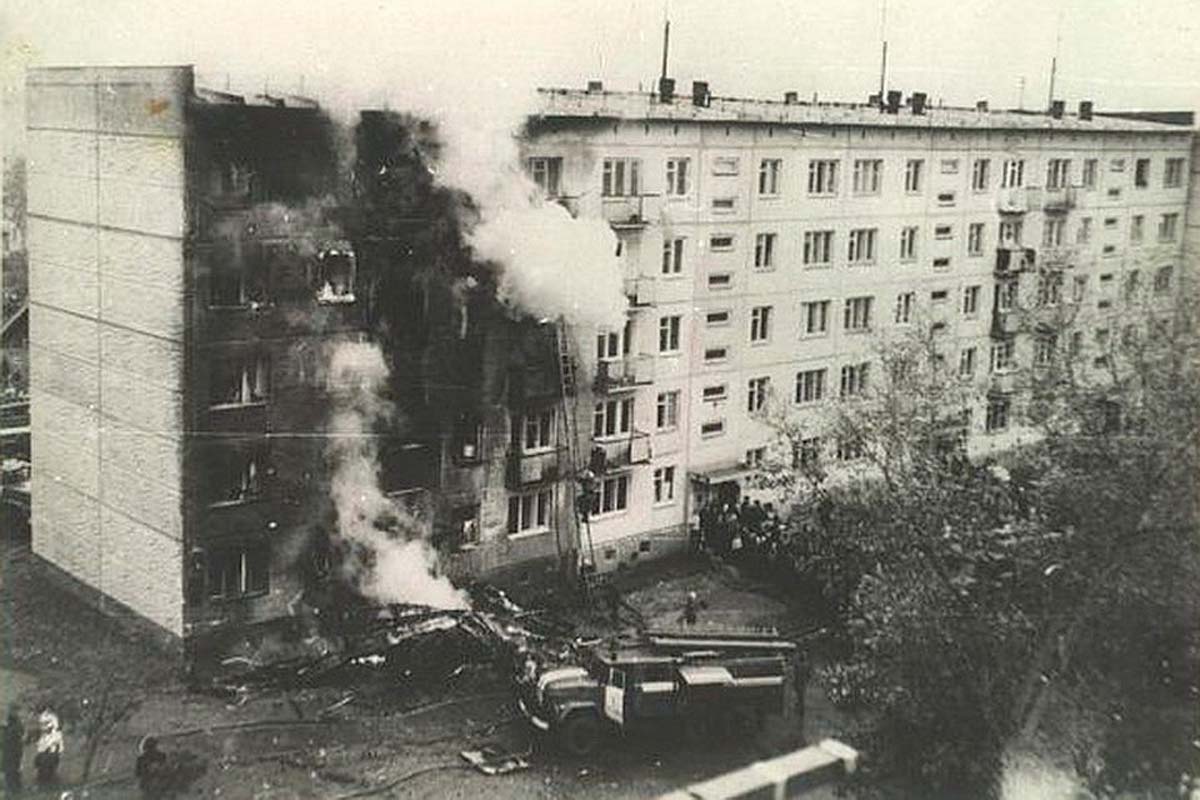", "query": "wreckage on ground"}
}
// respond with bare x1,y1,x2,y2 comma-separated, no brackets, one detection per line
517,629,798,756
